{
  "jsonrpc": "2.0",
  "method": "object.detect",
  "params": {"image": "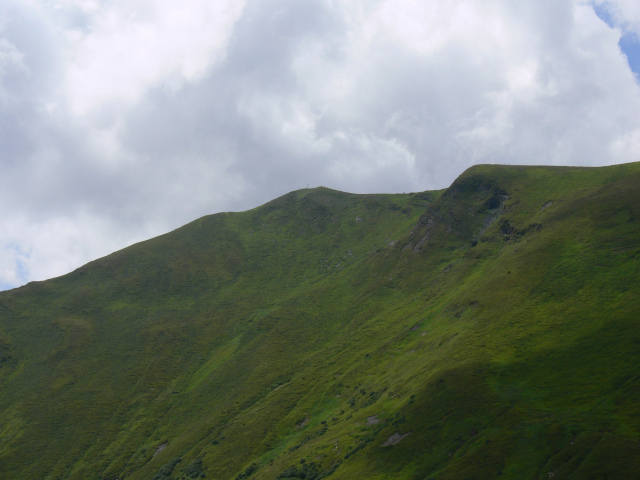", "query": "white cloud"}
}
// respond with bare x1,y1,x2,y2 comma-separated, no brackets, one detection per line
1,0,640,289
0,37,26,76
592,0,640,35
62,0,246,115
326,130,417,192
